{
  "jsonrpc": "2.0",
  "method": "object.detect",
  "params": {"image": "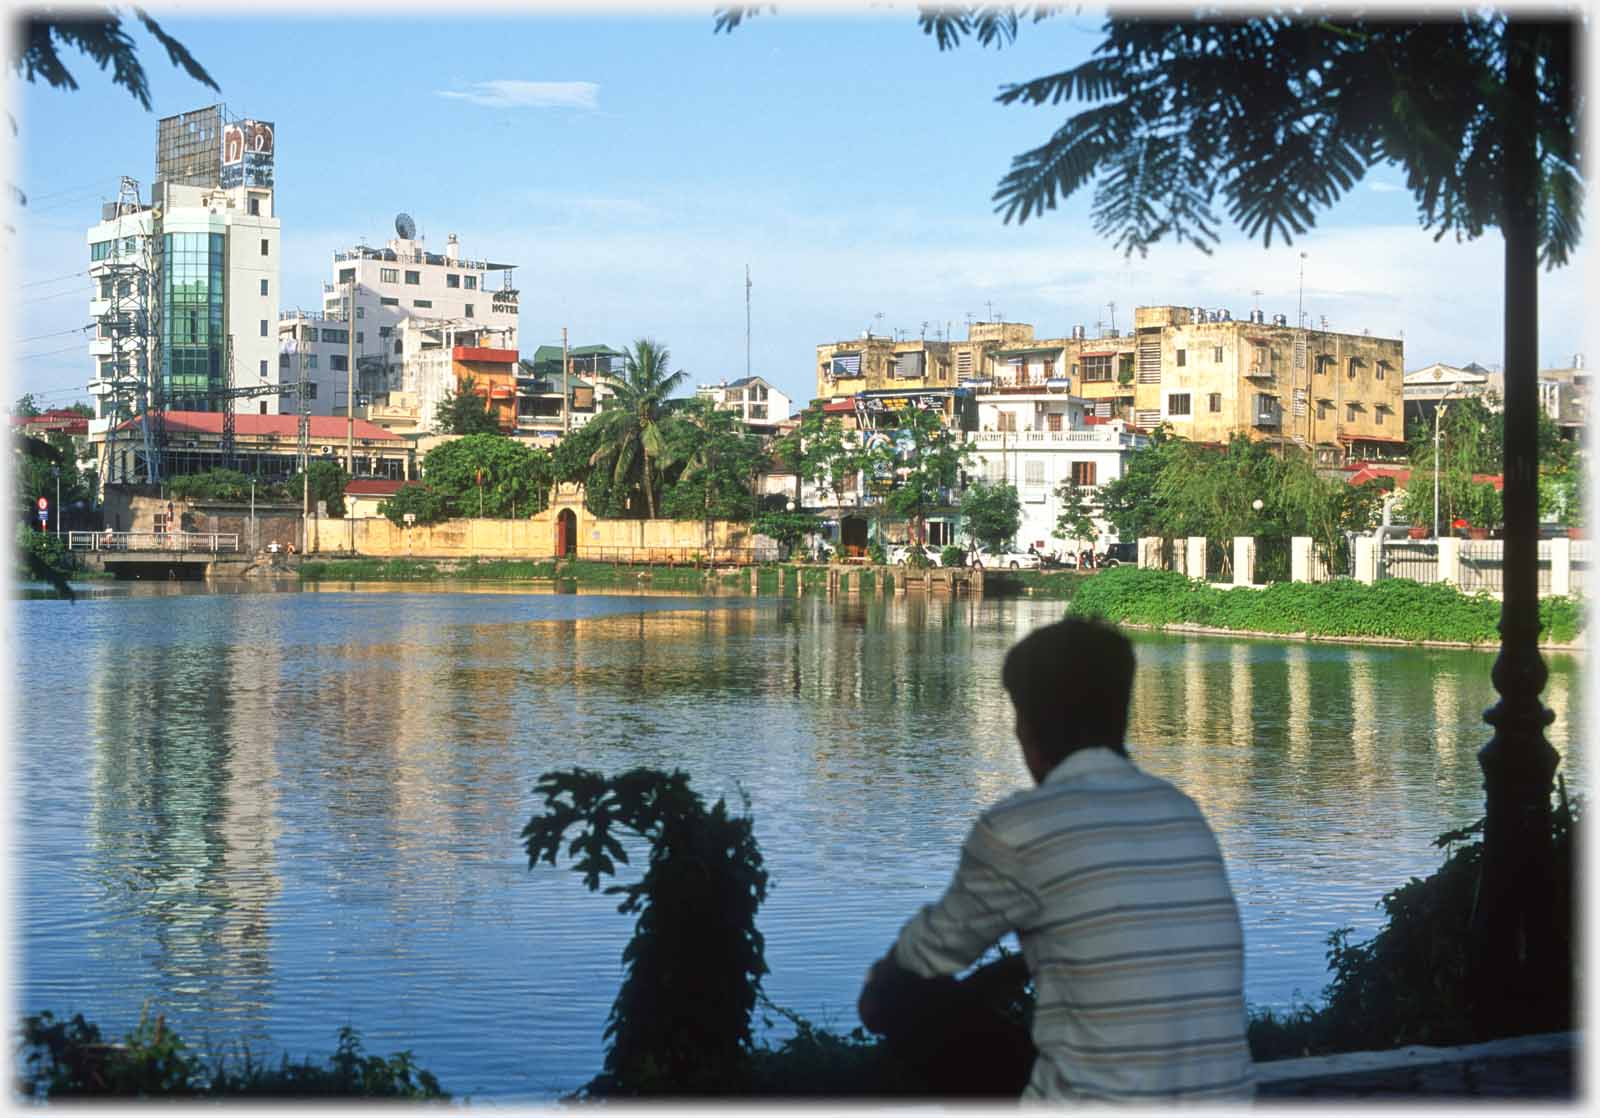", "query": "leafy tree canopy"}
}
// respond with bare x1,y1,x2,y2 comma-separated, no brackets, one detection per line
959,480,1021,552
421,433,553,519
434,375,501,436
13,394,41,418
585,339,690,519
283,460,351,518
658,399,764,522
377,482,452,528
12,9,219,111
